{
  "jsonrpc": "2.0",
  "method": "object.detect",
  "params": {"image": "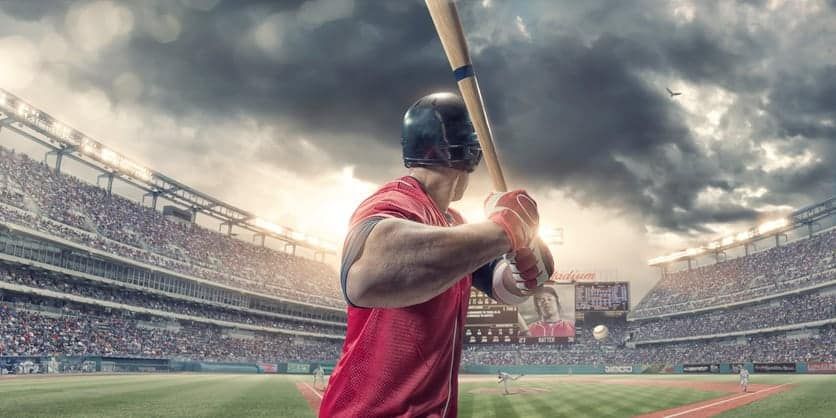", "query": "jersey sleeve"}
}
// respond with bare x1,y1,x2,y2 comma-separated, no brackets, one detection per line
350,192,427,228
341,191,428,307
471,258,501,300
